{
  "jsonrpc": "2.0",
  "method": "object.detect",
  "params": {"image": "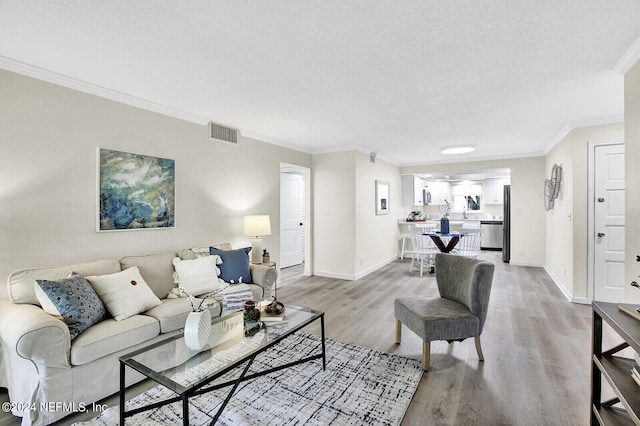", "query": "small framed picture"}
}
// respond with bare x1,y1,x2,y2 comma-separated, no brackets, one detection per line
376,180,390,215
